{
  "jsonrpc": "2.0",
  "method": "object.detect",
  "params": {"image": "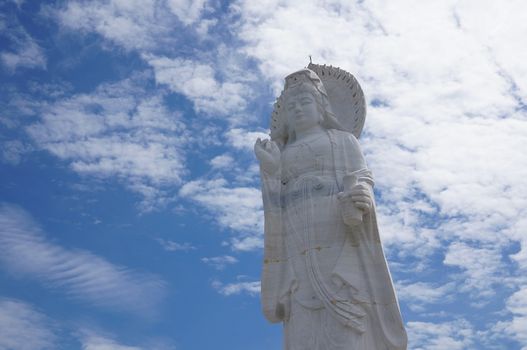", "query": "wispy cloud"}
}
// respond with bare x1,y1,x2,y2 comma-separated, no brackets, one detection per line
406,319,475,350
210,154,234,169
179,178,263,250
78,328,176,350
0,139,32,165
144,55,251,117
212,279,260,296
0,203,166,314
53,0,172,52
166,0,210,26
201,255,238,270
51,0,257,124
396,281,456,312
0,12,46,71
225,128,268,151
25,75,188,211
79,330,142,350
156,238,196,252
0,297,56,350
494,285,527,347
443,242,506,301
53,0,216,52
